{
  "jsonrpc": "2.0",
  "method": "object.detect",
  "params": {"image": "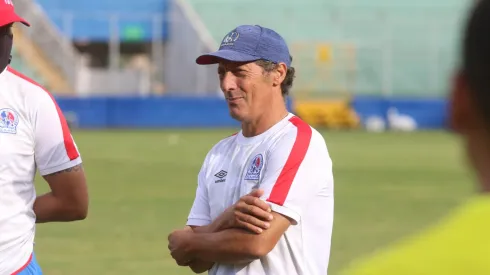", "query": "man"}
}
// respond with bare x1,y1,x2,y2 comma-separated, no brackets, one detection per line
168,25,334,275
338,1,490,274
0,2,89,274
